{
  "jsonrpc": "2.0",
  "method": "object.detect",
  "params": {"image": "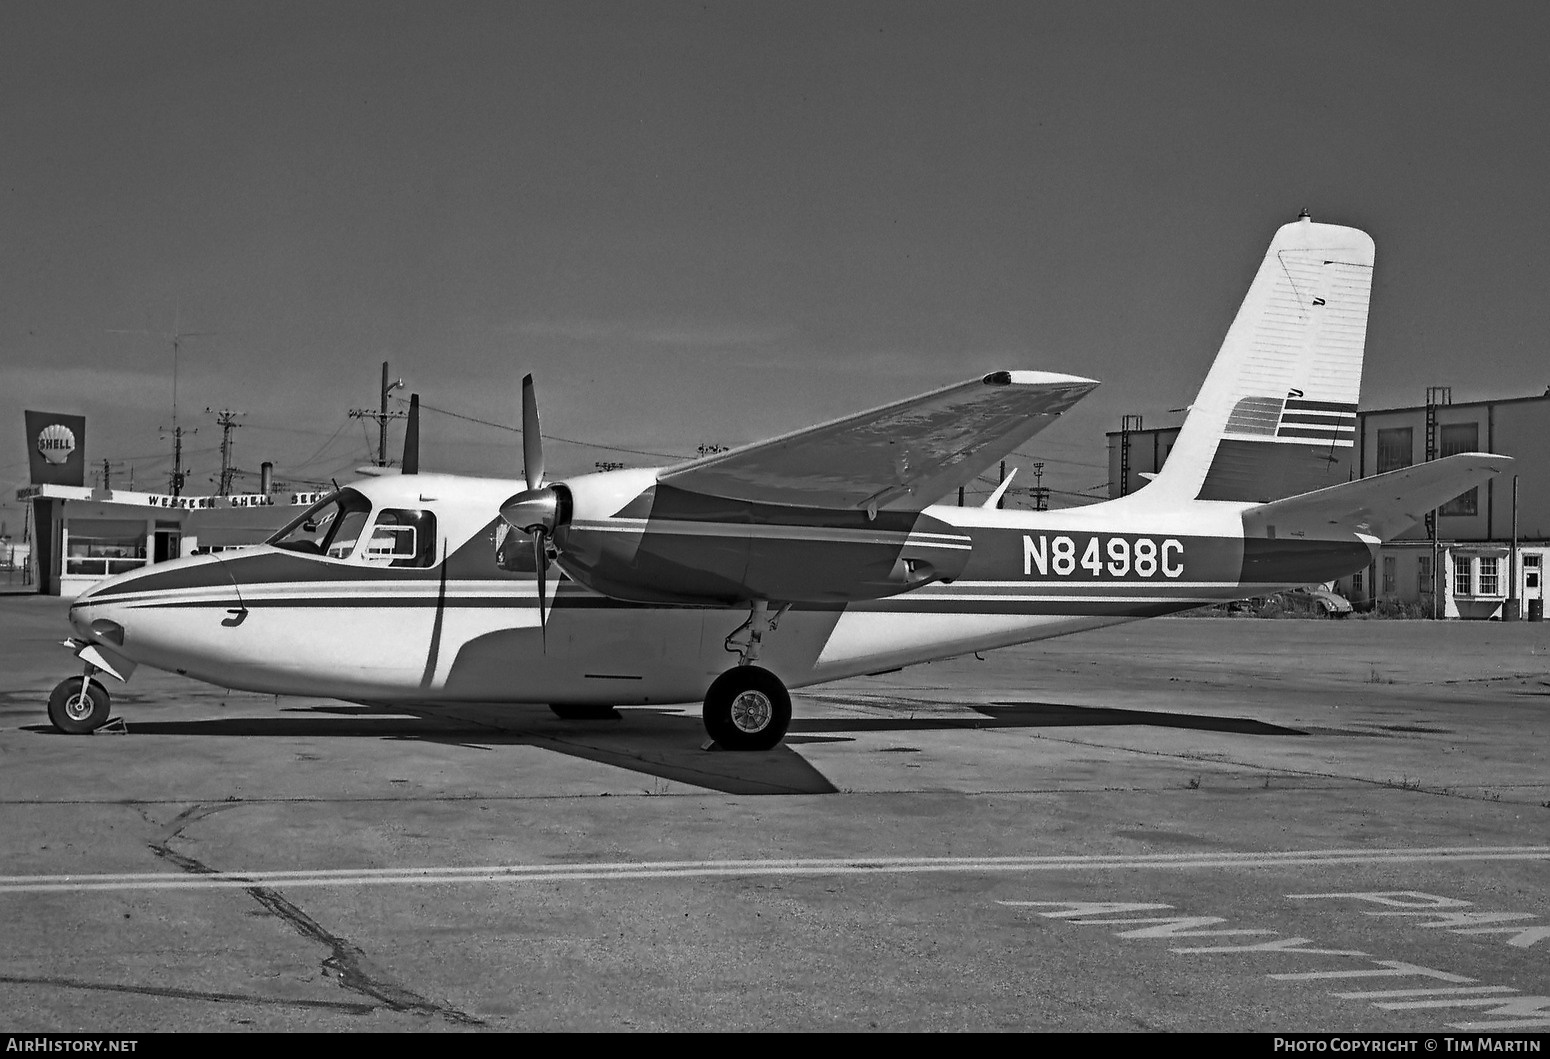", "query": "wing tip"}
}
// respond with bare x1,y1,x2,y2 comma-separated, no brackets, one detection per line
982,370,1101,387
